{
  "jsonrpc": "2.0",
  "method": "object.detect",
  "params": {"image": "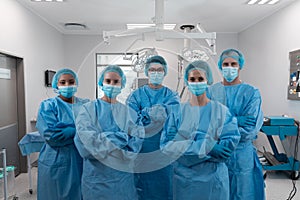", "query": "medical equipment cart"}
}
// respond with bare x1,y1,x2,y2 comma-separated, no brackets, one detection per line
260,116,300,180
0,148,18,200
18,132,44,195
